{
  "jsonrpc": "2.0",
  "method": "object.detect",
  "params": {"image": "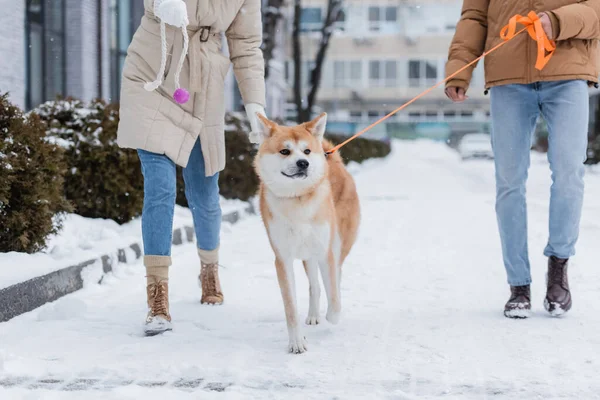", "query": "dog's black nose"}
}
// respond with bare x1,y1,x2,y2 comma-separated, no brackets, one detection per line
296,159,309,170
